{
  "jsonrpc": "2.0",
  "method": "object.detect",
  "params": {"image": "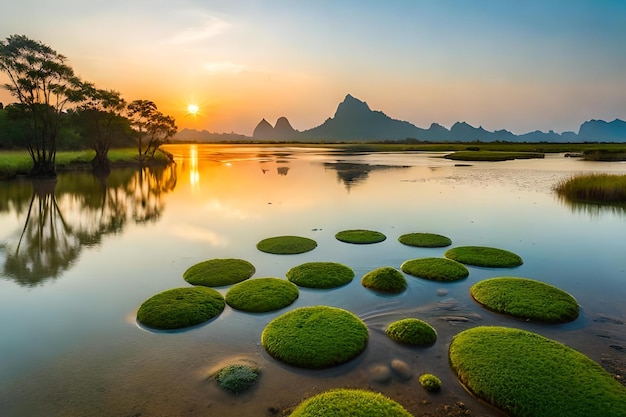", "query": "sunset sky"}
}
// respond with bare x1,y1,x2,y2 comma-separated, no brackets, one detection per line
1,1,625,136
